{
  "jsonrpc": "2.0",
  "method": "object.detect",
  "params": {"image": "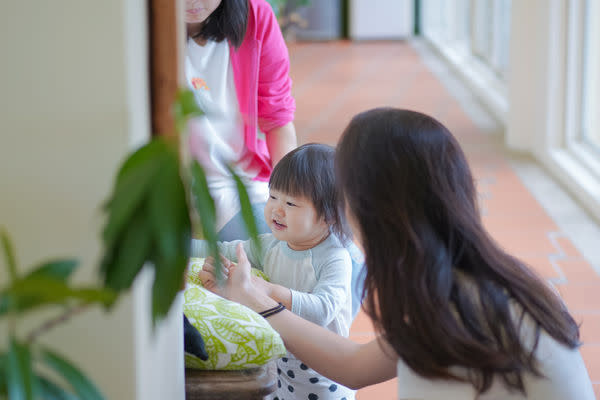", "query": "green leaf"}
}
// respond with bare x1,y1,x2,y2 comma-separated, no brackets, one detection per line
226,166,262,256
7,337,36,400
151,251,188,324
41,348,104,400
148,148,188,267
0,352,7,393
174,89,204,133
26,259,78,281
0,294,9,316
101,208,152,293
189,161,221,278
36,374,78,400
101,140,167,246
113,137,170,184
0,277,116,317
147,149,191,322
1,229,18,283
